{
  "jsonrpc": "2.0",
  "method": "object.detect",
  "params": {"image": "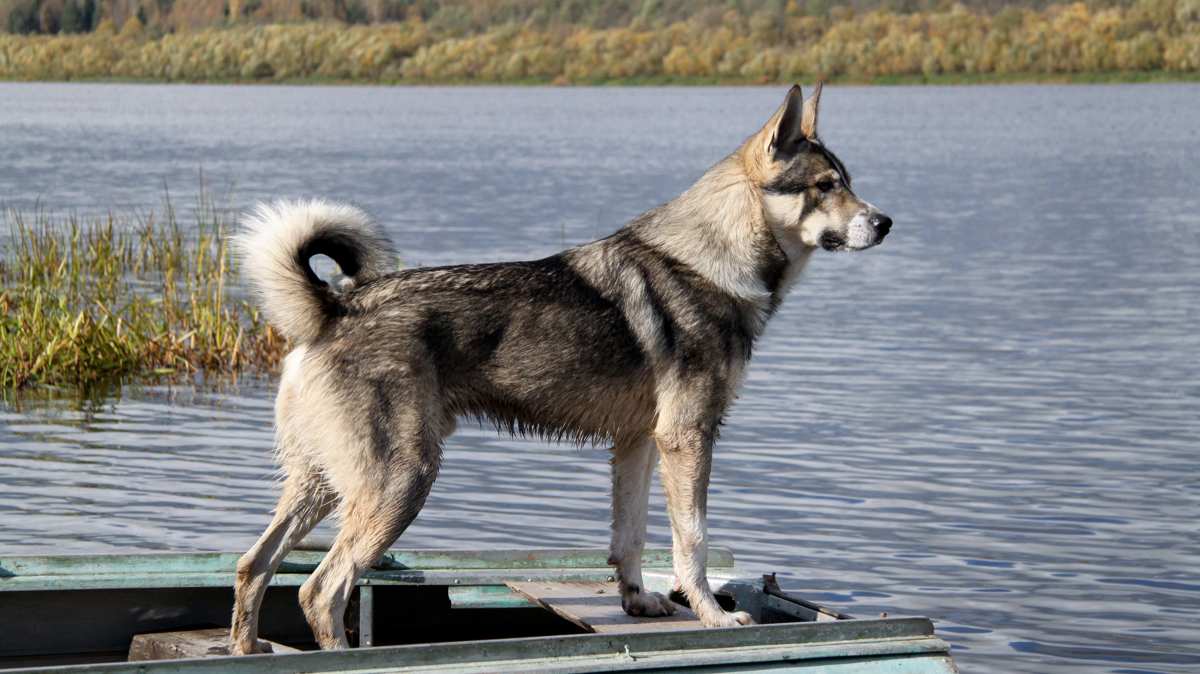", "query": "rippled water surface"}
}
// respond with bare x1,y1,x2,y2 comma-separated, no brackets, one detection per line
2,83,1199,672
